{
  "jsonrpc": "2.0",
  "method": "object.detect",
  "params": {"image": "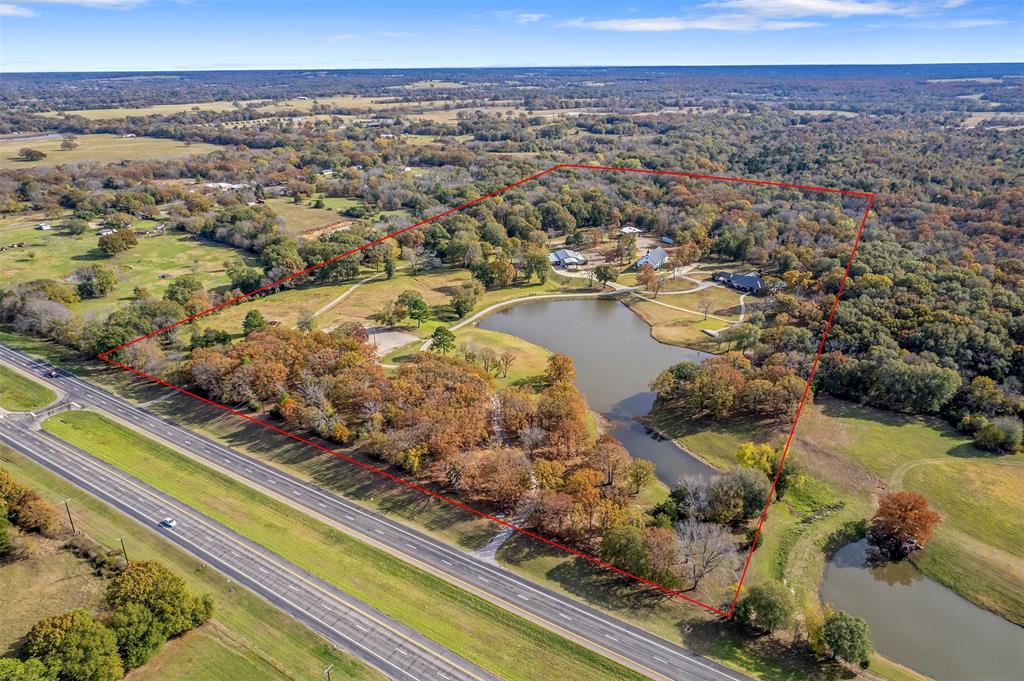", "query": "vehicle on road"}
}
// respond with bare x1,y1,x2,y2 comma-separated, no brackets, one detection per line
159,517,178,527
46,369,58,378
